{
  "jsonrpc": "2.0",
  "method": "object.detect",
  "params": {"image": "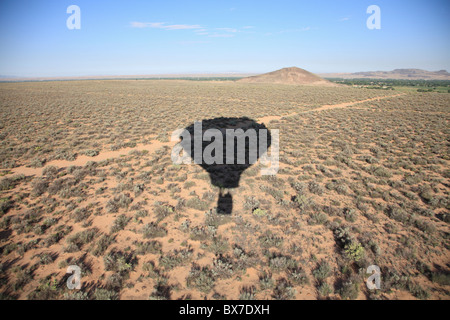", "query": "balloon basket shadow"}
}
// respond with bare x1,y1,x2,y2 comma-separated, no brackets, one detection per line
217,190,233,215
